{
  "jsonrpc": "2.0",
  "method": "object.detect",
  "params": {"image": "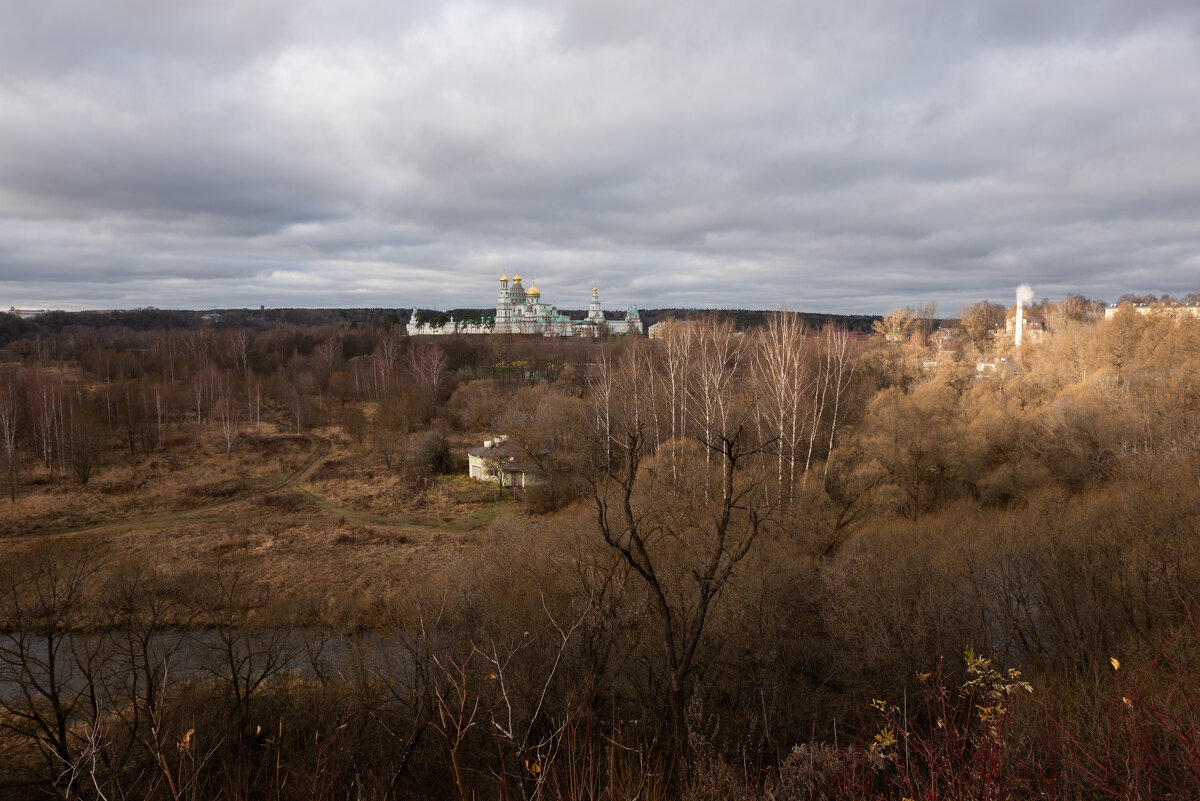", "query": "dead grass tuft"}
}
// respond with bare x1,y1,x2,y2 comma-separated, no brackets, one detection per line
256,492,308,512
187,479,249,500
